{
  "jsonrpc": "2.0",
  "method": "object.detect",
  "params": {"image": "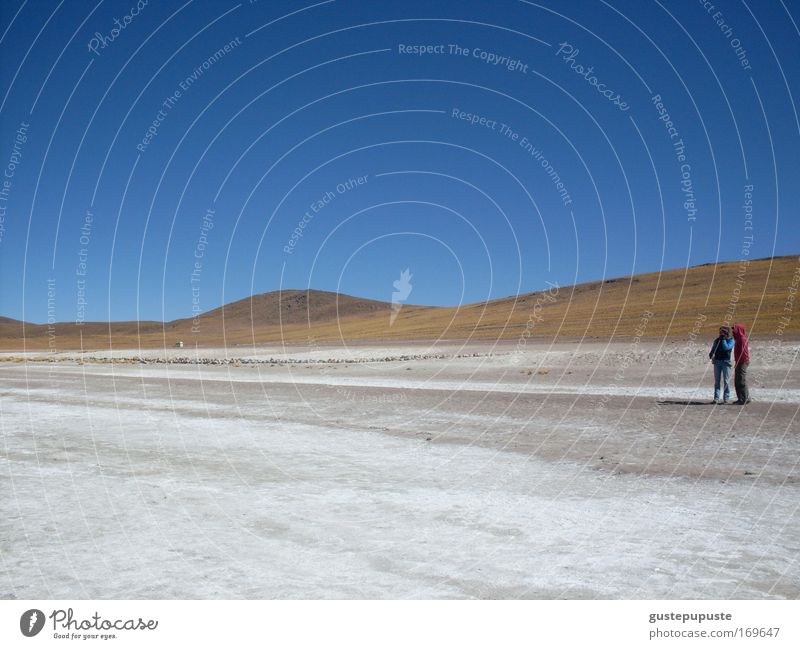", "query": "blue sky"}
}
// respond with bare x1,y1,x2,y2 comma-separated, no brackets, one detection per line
0,0,798,323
